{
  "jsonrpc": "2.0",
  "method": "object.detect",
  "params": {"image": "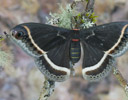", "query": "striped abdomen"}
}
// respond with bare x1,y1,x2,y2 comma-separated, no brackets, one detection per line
70,40,81,64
